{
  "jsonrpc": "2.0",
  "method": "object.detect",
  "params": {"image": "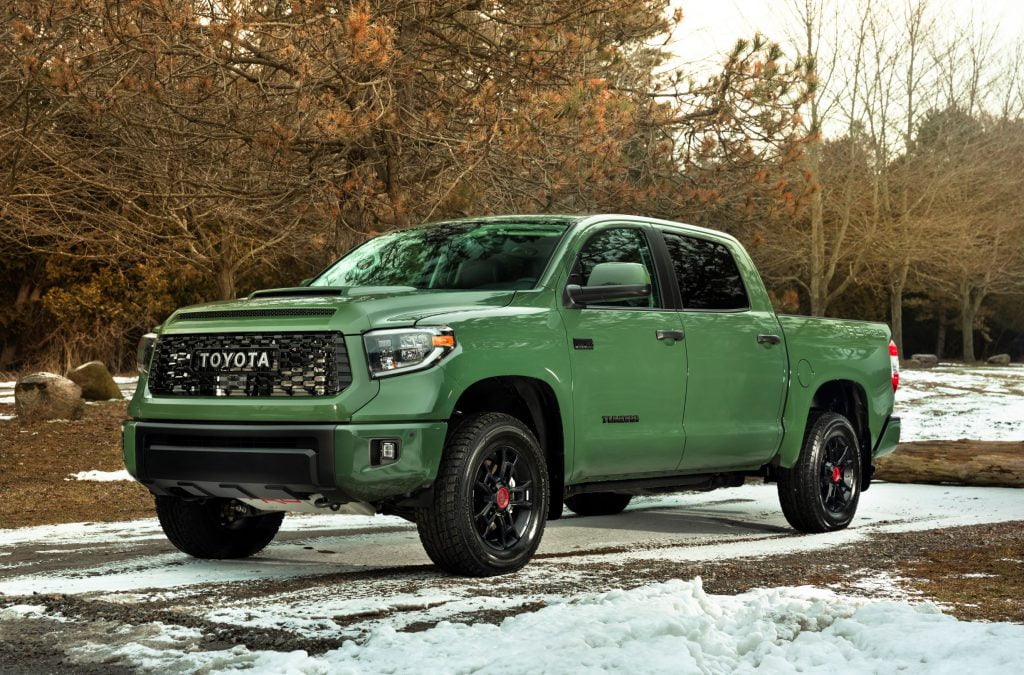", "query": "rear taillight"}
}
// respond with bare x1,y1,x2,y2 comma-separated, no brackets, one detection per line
889,340,900,391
